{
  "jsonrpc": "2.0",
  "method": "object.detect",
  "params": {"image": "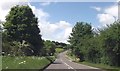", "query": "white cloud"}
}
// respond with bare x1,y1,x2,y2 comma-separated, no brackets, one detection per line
40,2,51,6
39,21,72,43
97,5,118,26
0,1,72,43
0,1,28,21
28,3,72,43
0,8,9,21
28,3,49,22
55,21,72,43
116,0,120,2
97,13,115,26
56,21,71,29
91,6,101,11
104,5,118,18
